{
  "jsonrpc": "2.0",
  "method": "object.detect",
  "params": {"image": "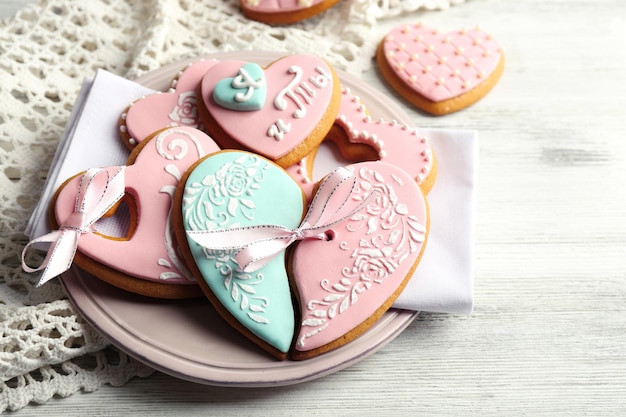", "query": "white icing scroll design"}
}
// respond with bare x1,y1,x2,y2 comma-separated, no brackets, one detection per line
202,250,271,325
232,66,265,103
297,166,426,348
156,129,208,280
